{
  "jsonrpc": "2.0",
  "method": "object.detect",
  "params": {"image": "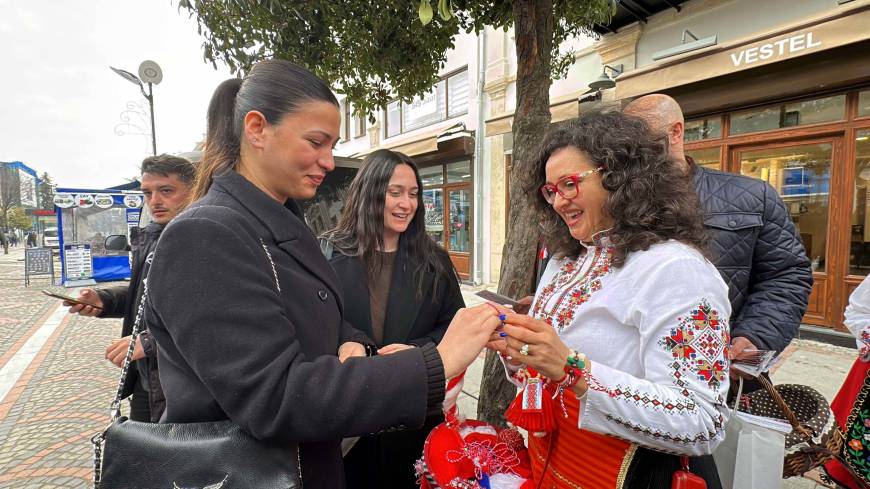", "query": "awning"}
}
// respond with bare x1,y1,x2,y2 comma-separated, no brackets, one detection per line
616,3,870,101
352,132,440,158
484,97,581,137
